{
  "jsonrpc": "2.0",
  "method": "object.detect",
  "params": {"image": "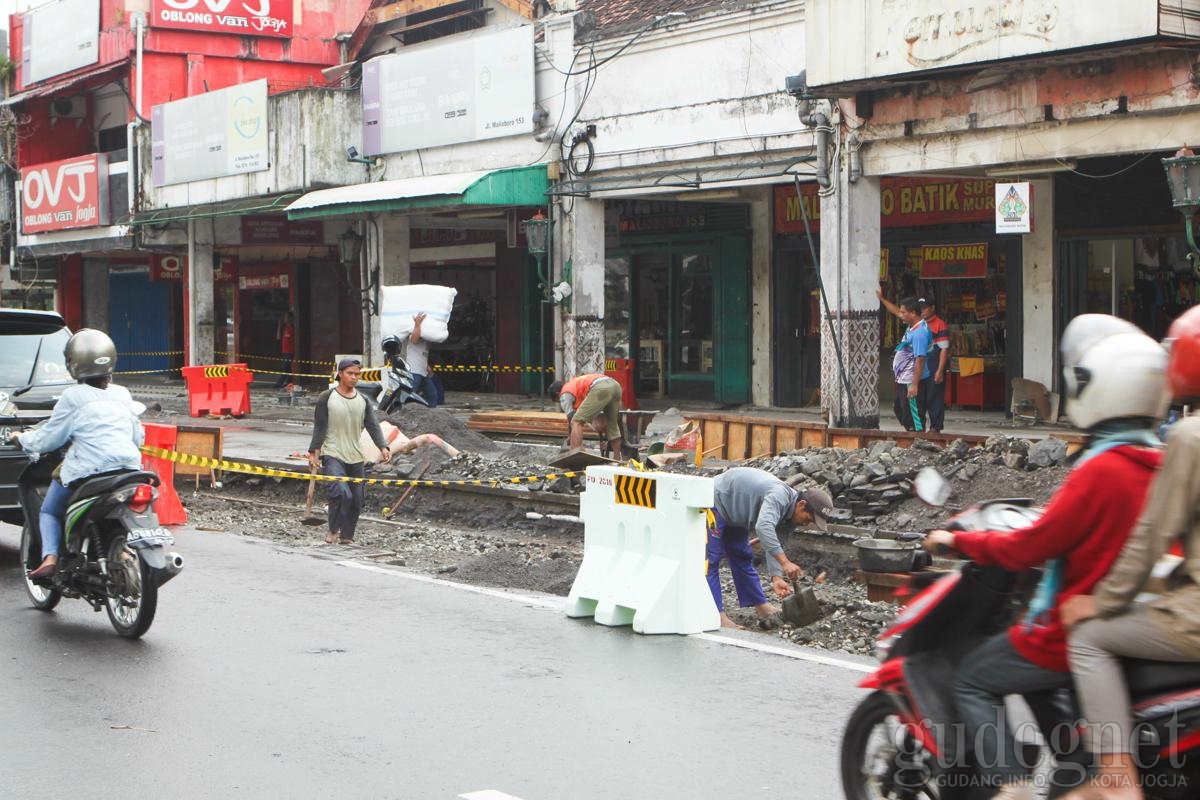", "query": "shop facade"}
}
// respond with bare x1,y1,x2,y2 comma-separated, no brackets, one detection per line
802,0,1200,424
